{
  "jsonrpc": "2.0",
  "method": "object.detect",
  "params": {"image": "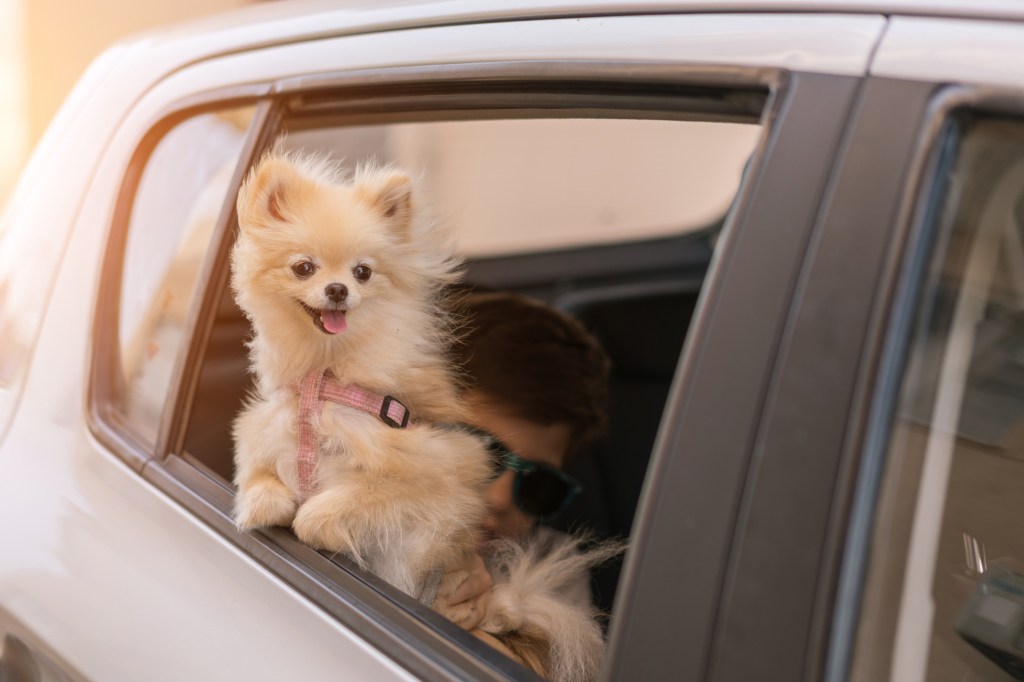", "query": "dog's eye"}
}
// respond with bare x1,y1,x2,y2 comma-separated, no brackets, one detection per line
291,261,317,279
353,264,372,283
